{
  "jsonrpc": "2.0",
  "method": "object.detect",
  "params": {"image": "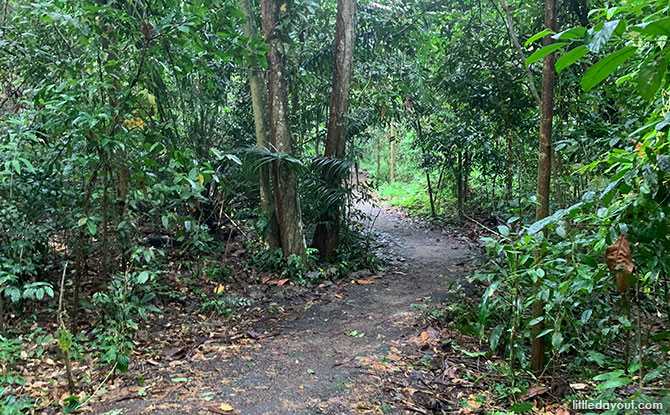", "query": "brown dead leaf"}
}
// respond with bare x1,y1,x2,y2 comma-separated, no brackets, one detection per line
261,276,271,283
334,356,355,367
606,234,635,291
521,386,549,401
466,394,481,409
356,279,374,285
276,278,289,286
420,331,430,342
556,409,570,415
